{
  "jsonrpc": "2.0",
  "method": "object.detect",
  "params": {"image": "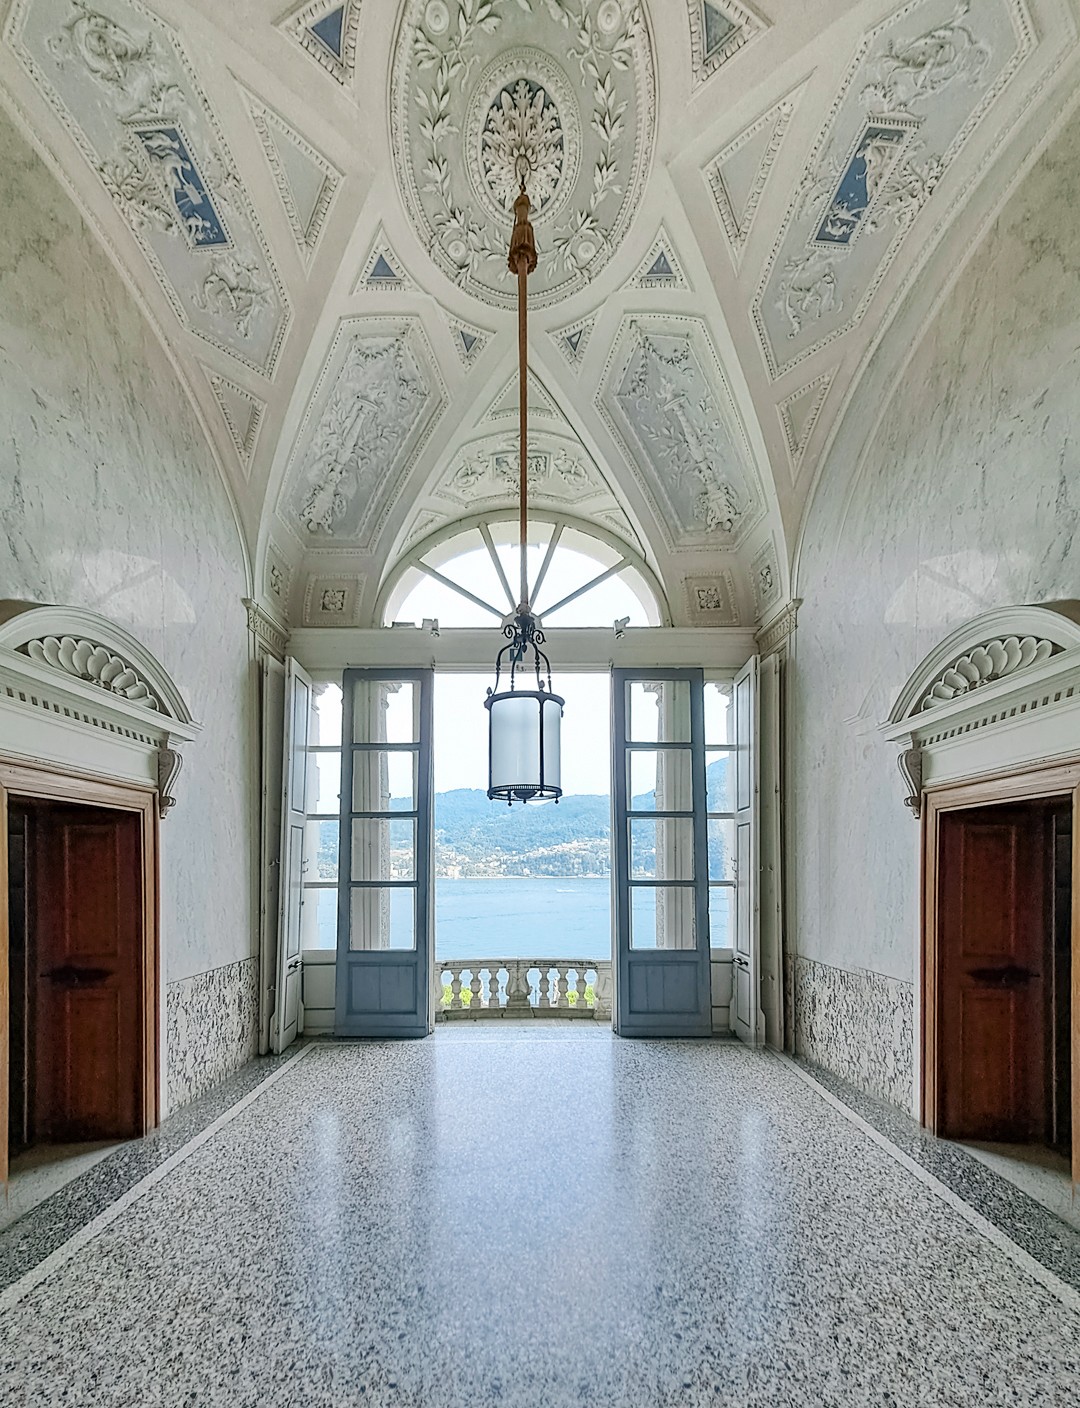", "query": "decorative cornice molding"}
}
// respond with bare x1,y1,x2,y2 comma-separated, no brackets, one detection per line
755,598,799,656
244,598,288,660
